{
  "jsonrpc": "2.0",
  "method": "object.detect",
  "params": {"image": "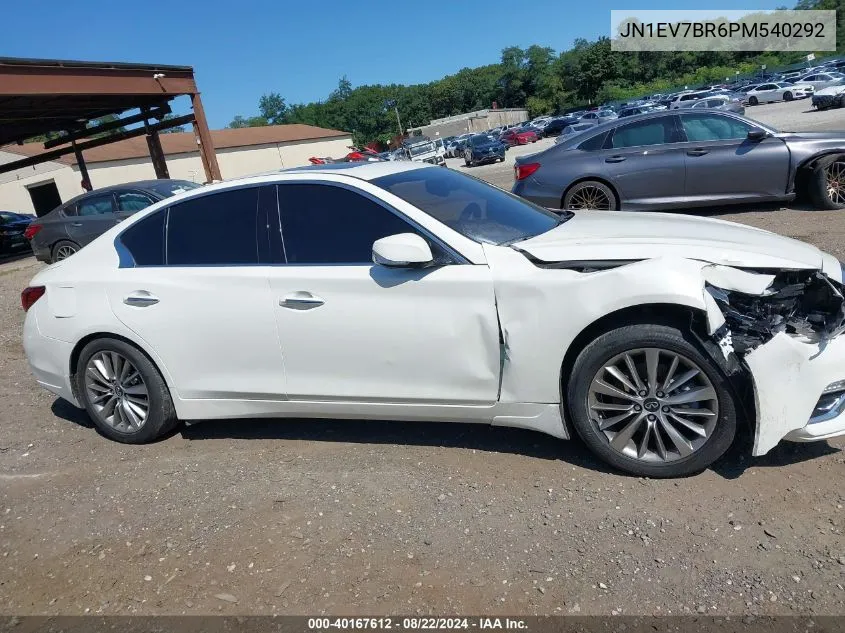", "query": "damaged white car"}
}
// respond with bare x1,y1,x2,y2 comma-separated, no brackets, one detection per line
22,162,845,477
